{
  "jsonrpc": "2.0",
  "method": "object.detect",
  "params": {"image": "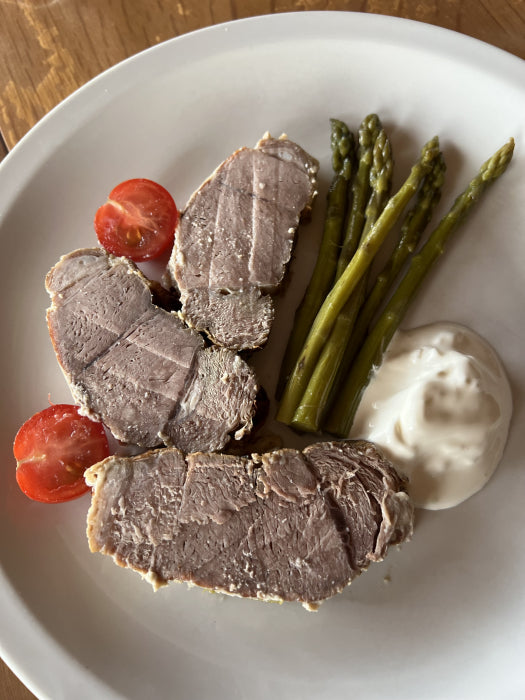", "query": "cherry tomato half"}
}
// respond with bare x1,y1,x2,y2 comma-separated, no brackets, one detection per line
13,404,110,504
94,178,179,262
